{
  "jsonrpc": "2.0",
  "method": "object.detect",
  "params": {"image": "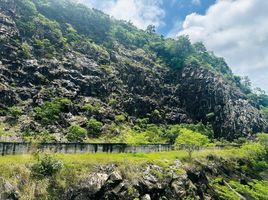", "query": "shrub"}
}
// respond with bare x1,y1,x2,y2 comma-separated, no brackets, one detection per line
23,130,56,143
108,98,117,107
34,39,56,58
66,125,87,142
166,123,213,144
241,142,266,159
150,109,161,122
8,106,23,118
143,124,166,143
87,118,103,137
31,153,63,179
134,118,149,130
34,98,70,125
21,42,31,58
7,106,23,123
120,129,149,145
115,115,126,123
82,103,99,116
256,133,268,151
